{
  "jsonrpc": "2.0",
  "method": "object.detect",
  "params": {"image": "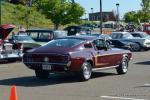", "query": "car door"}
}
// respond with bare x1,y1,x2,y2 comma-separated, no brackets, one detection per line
92,39,115,68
